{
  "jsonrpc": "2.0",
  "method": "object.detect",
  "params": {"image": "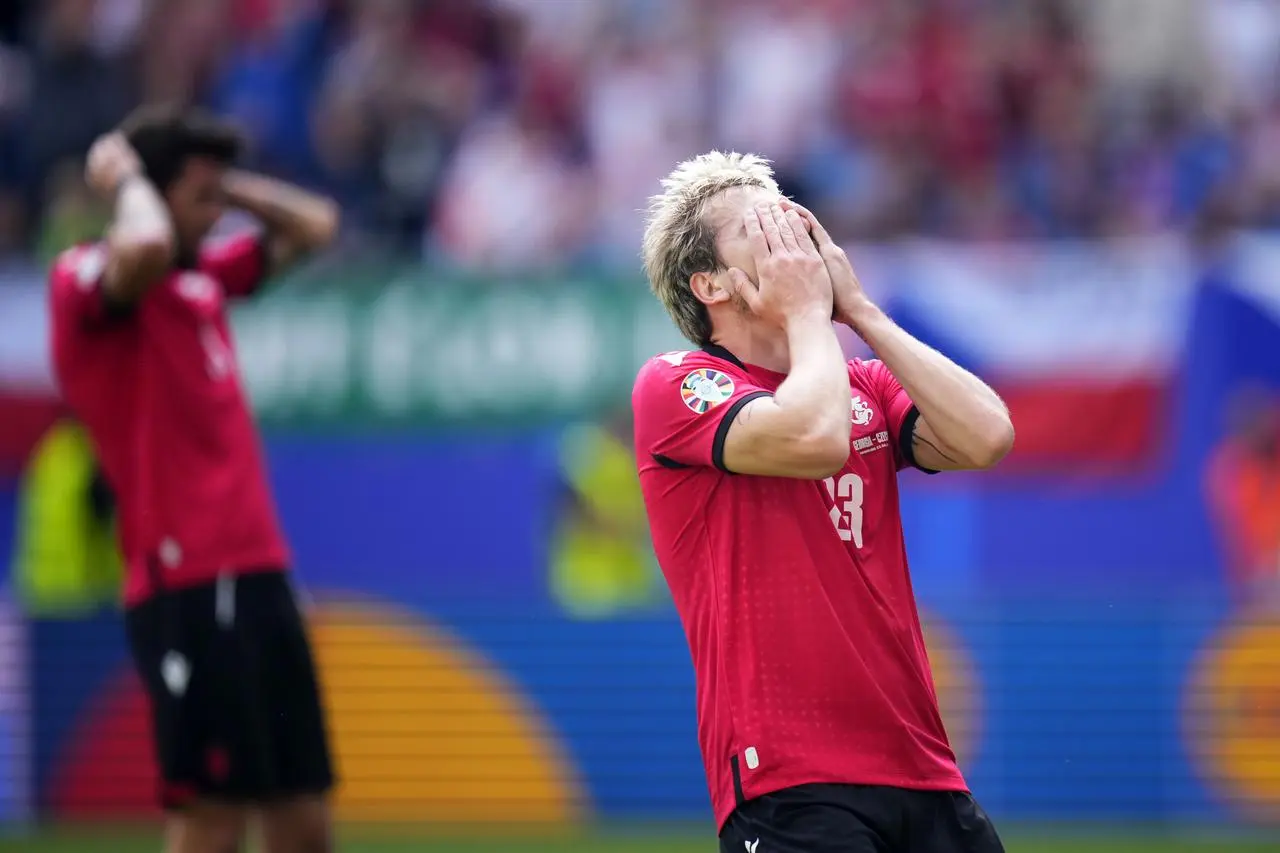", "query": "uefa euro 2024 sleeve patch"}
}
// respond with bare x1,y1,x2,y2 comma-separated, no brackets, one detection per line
681,368,735,414
74,245,107,290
